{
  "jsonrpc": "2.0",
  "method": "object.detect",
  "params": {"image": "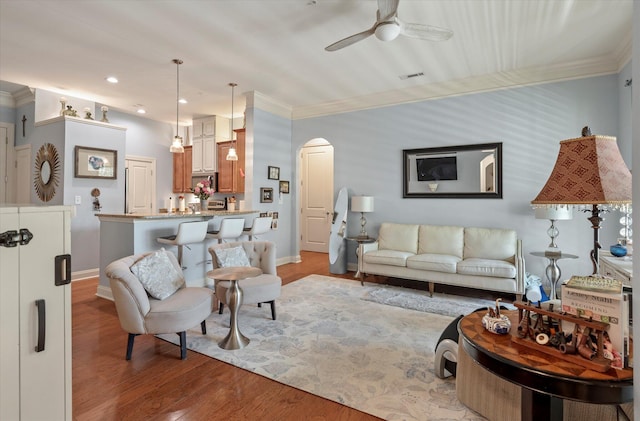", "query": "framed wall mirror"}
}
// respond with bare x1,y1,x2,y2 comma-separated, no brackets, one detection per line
403,142,502,198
